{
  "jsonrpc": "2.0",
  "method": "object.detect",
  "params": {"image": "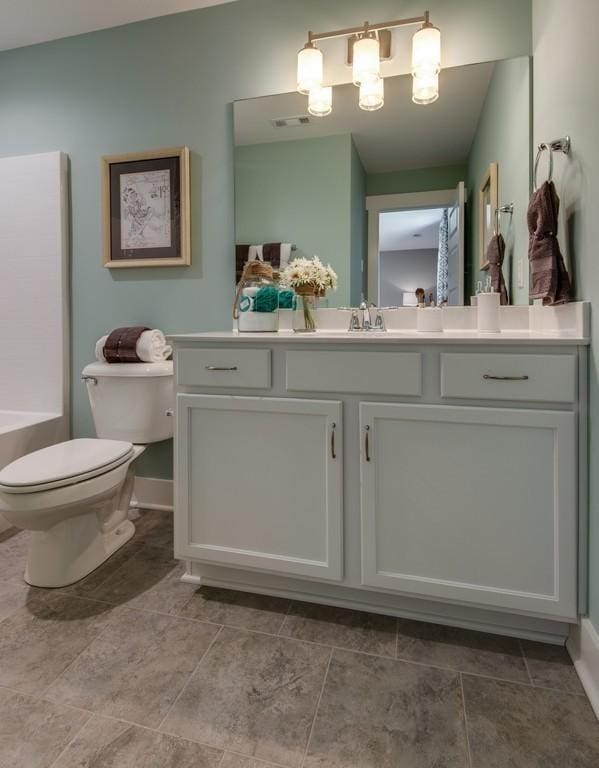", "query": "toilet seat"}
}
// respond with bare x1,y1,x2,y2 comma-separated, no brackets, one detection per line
0,438,134,494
